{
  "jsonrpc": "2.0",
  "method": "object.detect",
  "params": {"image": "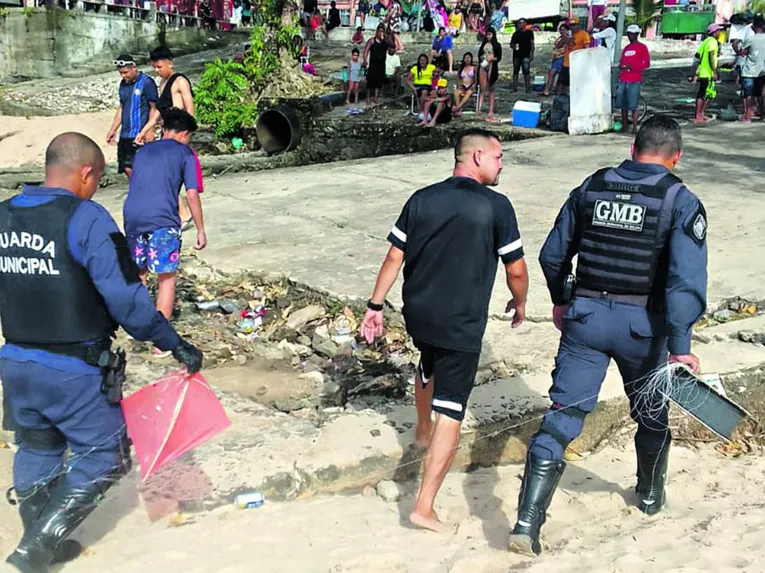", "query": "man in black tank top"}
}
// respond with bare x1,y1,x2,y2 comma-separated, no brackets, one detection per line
134,46,194,146
135,45,197,228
